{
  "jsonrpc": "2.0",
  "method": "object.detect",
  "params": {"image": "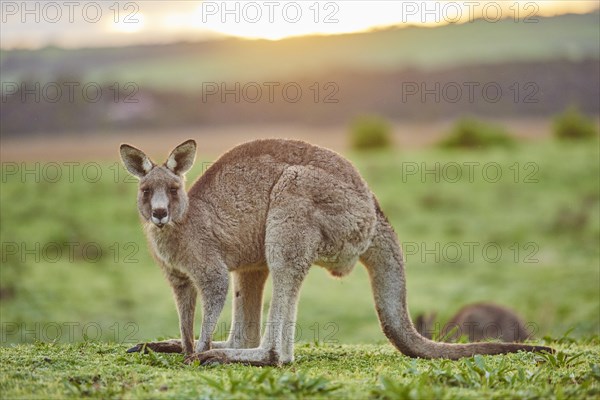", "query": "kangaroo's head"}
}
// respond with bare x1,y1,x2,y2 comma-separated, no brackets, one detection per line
119,140,196,229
